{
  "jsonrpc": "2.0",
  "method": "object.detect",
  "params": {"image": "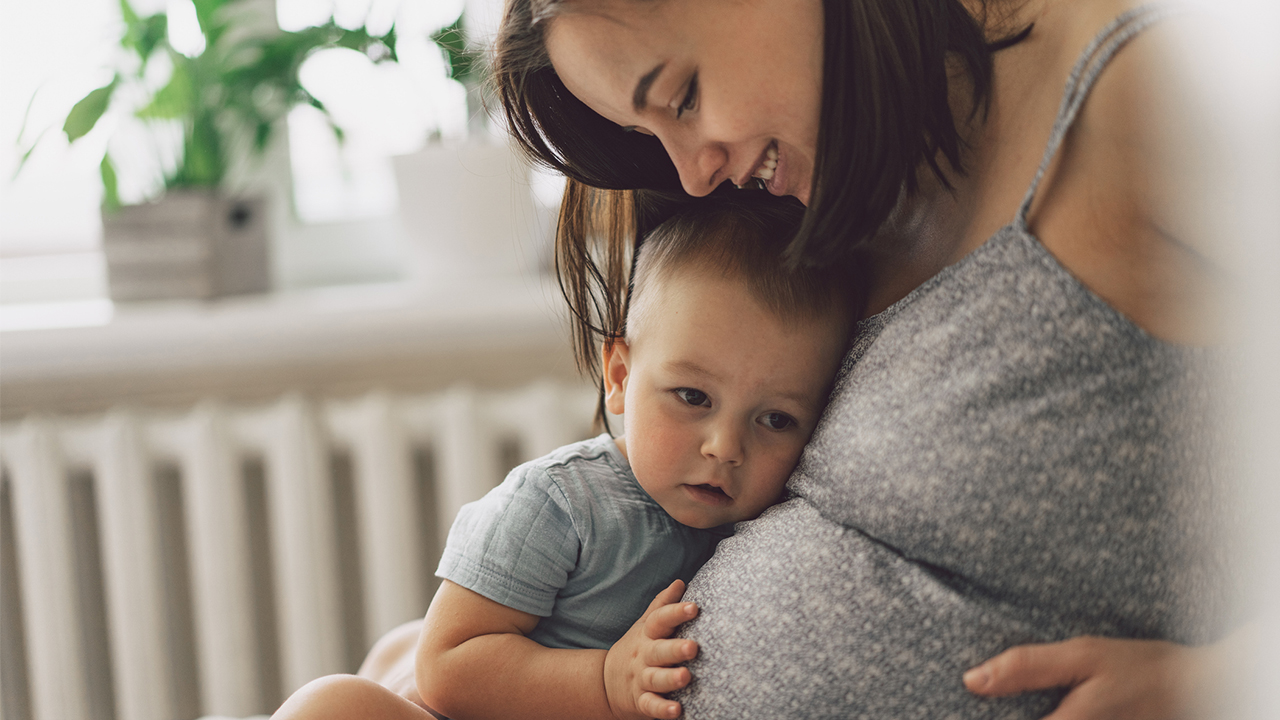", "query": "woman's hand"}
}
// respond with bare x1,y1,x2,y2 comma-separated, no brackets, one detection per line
603,580,701,720
963,636,1218,720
